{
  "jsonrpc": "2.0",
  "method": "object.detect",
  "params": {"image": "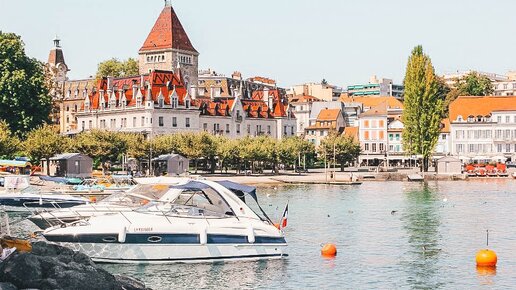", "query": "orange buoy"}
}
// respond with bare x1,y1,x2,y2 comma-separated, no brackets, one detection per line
476,249,497,267
321,243,337,257
274,223,281,230
89,196,97,203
